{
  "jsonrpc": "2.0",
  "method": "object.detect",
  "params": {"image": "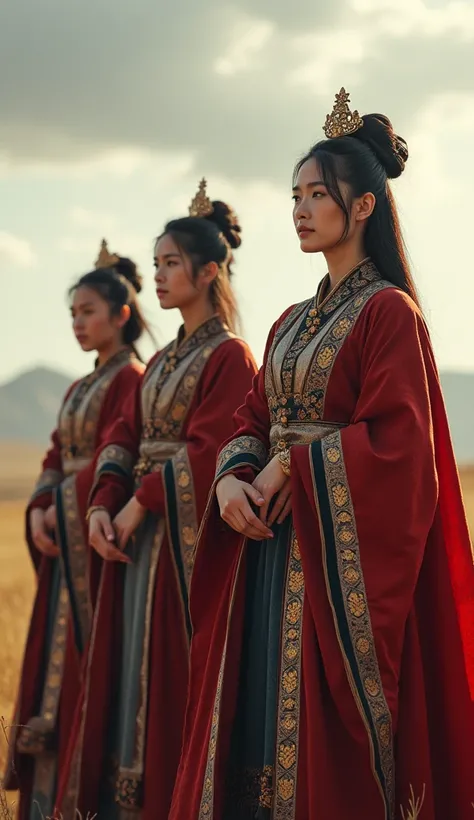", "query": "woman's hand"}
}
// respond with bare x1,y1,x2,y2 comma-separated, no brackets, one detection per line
114,497,146,551
44,504,57,531
216,474,273,540
89,508,131,563
29,508,59,557
253,455,292,527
